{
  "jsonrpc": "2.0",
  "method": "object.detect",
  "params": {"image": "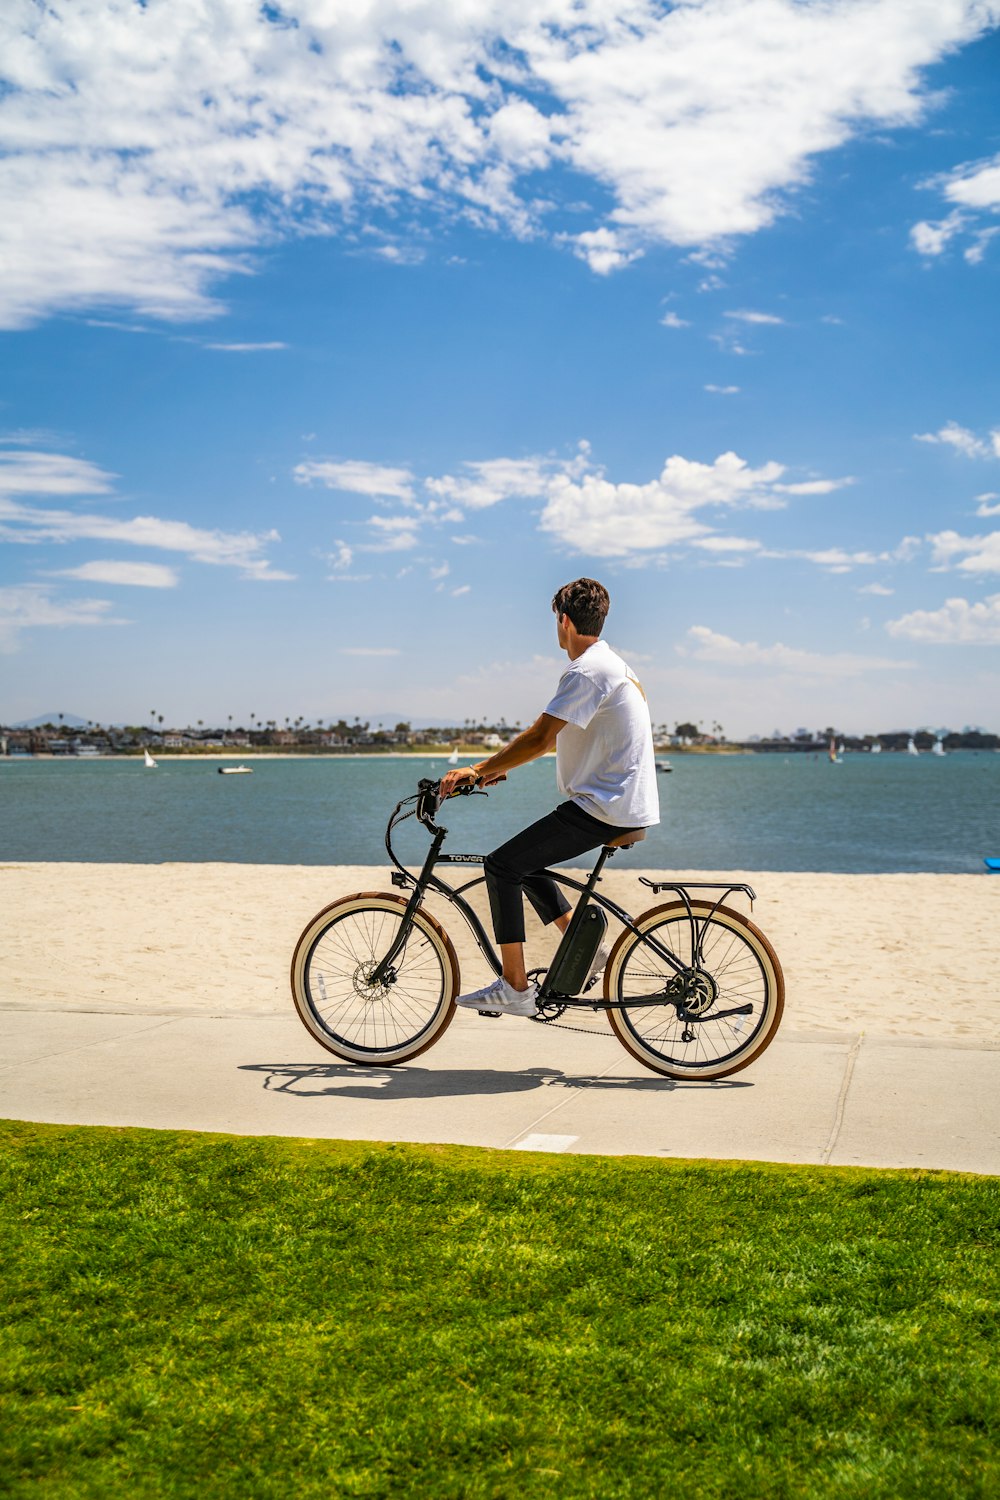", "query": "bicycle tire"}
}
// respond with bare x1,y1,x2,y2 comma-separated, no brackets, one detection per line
290,892,461,1065
604,901,784,1080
